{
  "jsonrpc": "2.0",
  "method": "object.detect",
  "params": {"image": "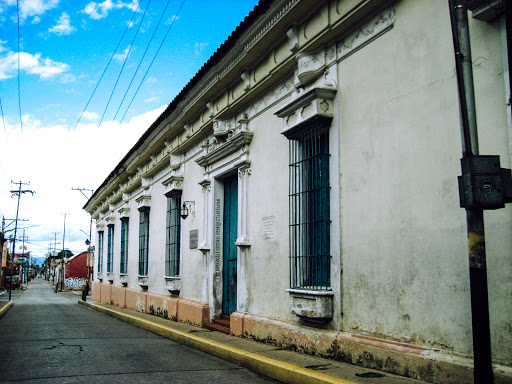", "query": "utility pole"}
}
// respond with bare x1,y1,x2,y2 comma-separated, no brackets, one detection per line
9,181,35,300
60,214,69,292
449,1,512,382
